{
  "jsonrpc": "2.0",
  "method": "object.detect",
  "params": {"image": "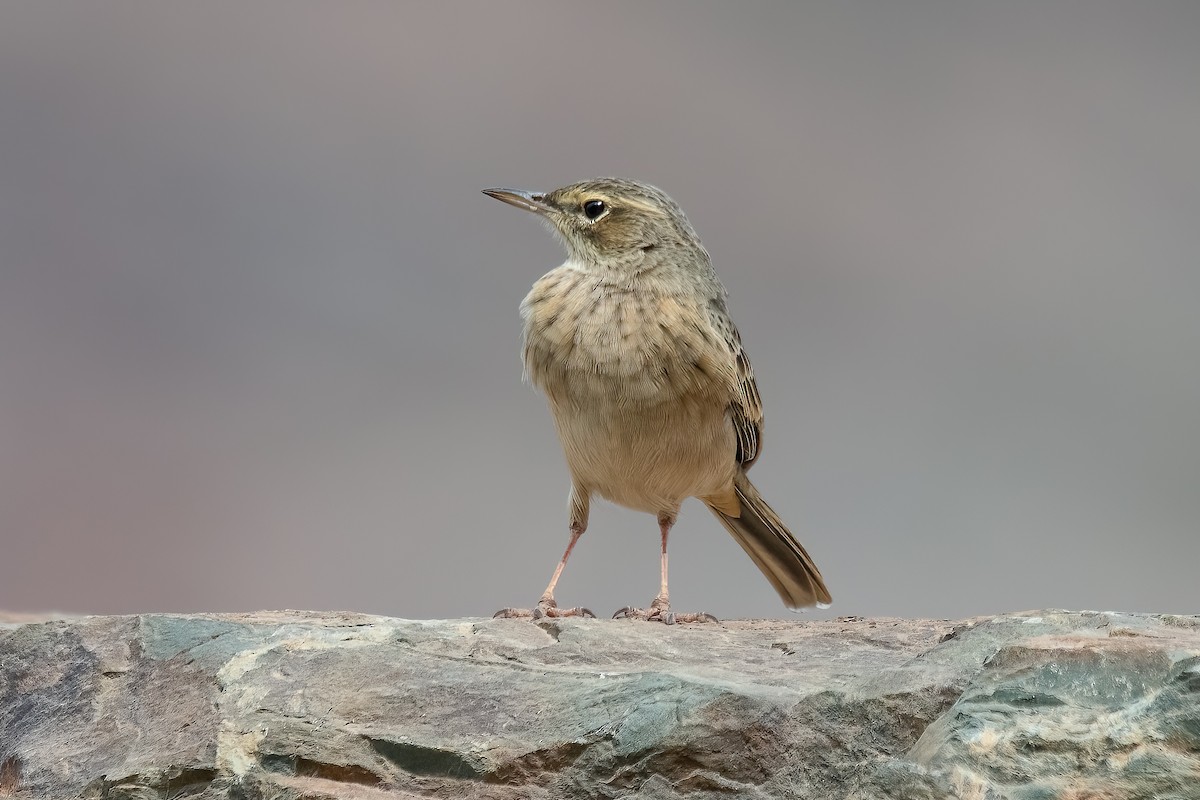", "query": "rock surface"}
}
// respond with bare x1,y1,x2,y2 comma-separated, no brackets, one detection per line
1,610,1198,799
